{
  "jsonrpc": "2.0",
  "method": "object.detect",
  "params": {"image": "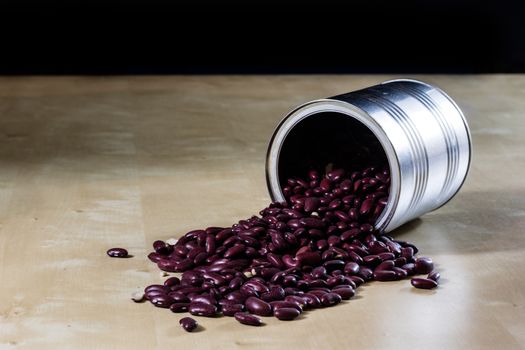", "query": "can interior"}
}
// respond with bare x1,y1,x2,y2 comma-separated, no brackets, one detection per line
277,111,389,186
